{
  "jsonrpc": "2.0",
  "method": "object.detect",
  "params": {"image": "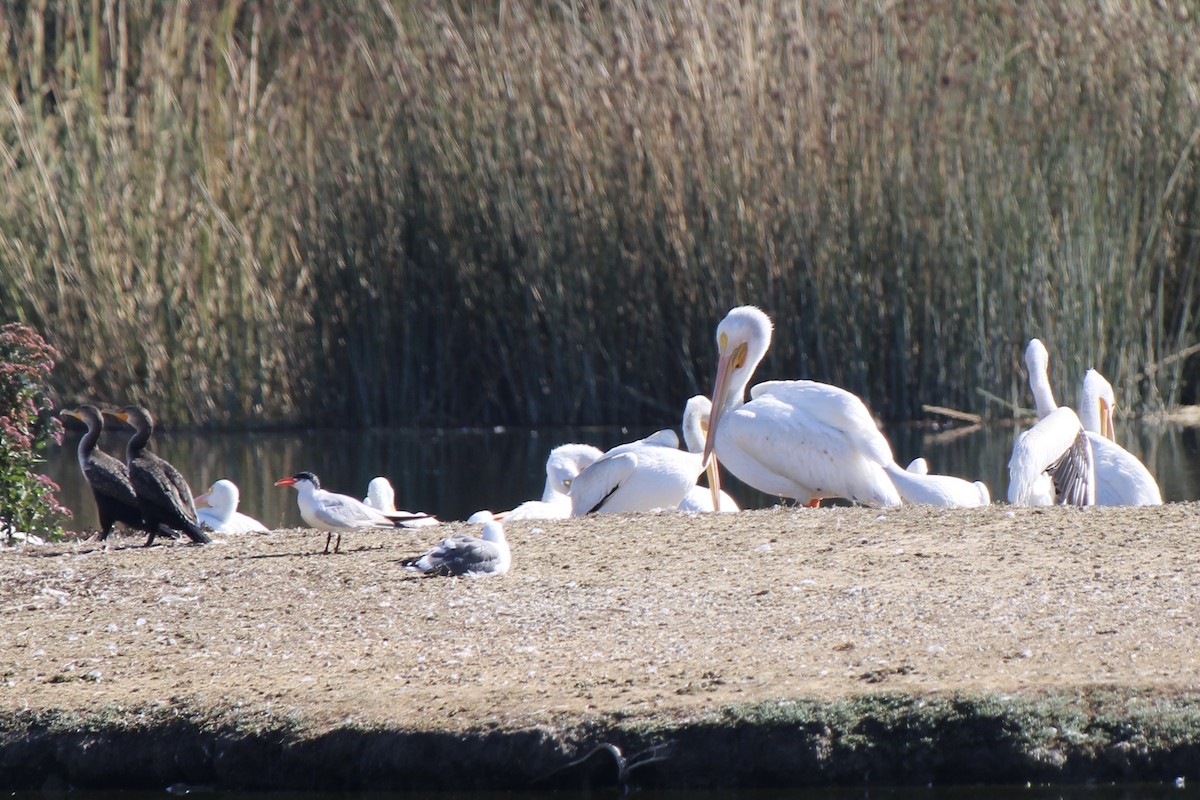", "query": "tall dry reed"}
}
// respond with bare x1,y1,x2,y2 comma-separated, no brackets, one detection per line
1,1,1198,428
